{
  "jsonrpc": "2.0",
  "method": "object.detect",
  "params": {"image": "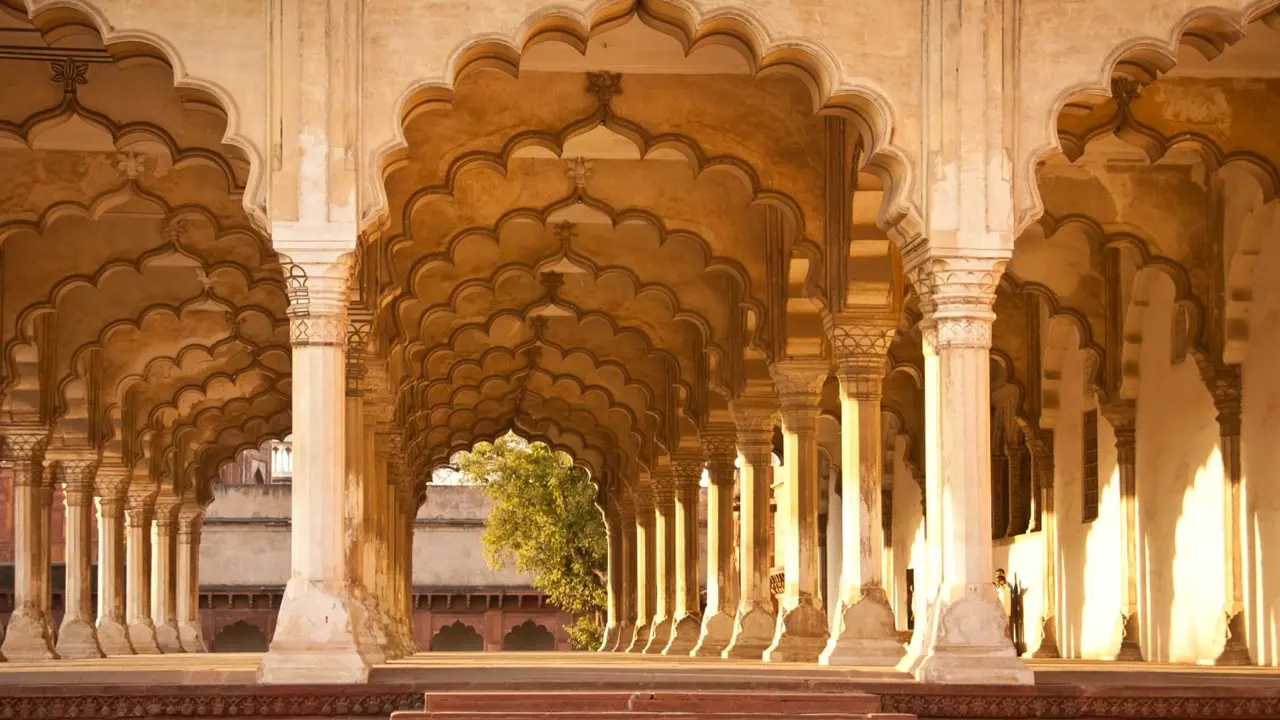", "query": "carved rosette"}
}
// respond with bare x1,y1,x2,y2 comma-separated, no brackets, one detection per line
770,358,829,431
908,255,1008,351
0,430,49,487
700,424,737,487
730,398,776,466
